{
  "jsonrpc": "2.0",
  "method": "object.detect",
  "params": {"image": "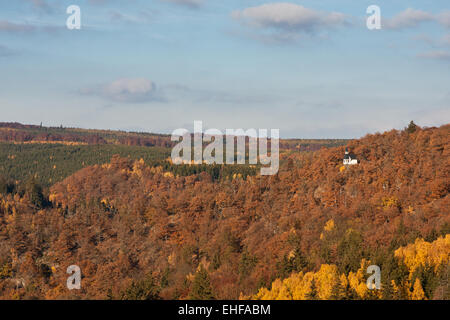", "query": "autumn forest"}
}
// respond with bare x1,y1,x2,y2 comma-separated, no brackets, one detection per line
0,122,448,300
